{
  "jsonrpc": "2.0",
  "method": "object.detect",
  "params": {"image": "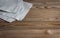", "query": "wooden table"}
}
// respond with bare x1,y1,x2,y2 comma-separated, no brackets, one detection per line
0,0,60,38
